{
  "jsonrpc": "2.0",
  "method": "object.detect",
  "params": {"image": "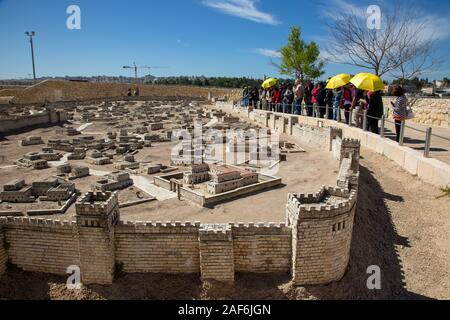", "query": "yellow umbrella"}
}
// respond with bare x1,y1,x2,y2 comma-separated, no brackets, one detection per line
326,74,351,89
350,73,384,92
262,78,277,89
